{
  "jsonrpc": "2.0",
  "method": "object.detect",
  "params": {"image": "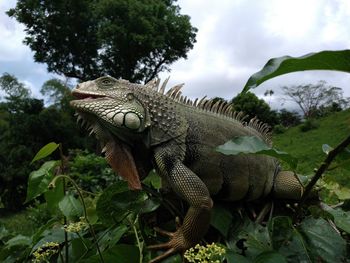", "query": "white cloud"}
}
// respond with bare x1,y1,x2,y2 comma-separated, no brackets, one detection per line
263,0,321,39
159,0,350,108
0,21,28,61
0,0,28,61
0,0,58,95
1,0,350,109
